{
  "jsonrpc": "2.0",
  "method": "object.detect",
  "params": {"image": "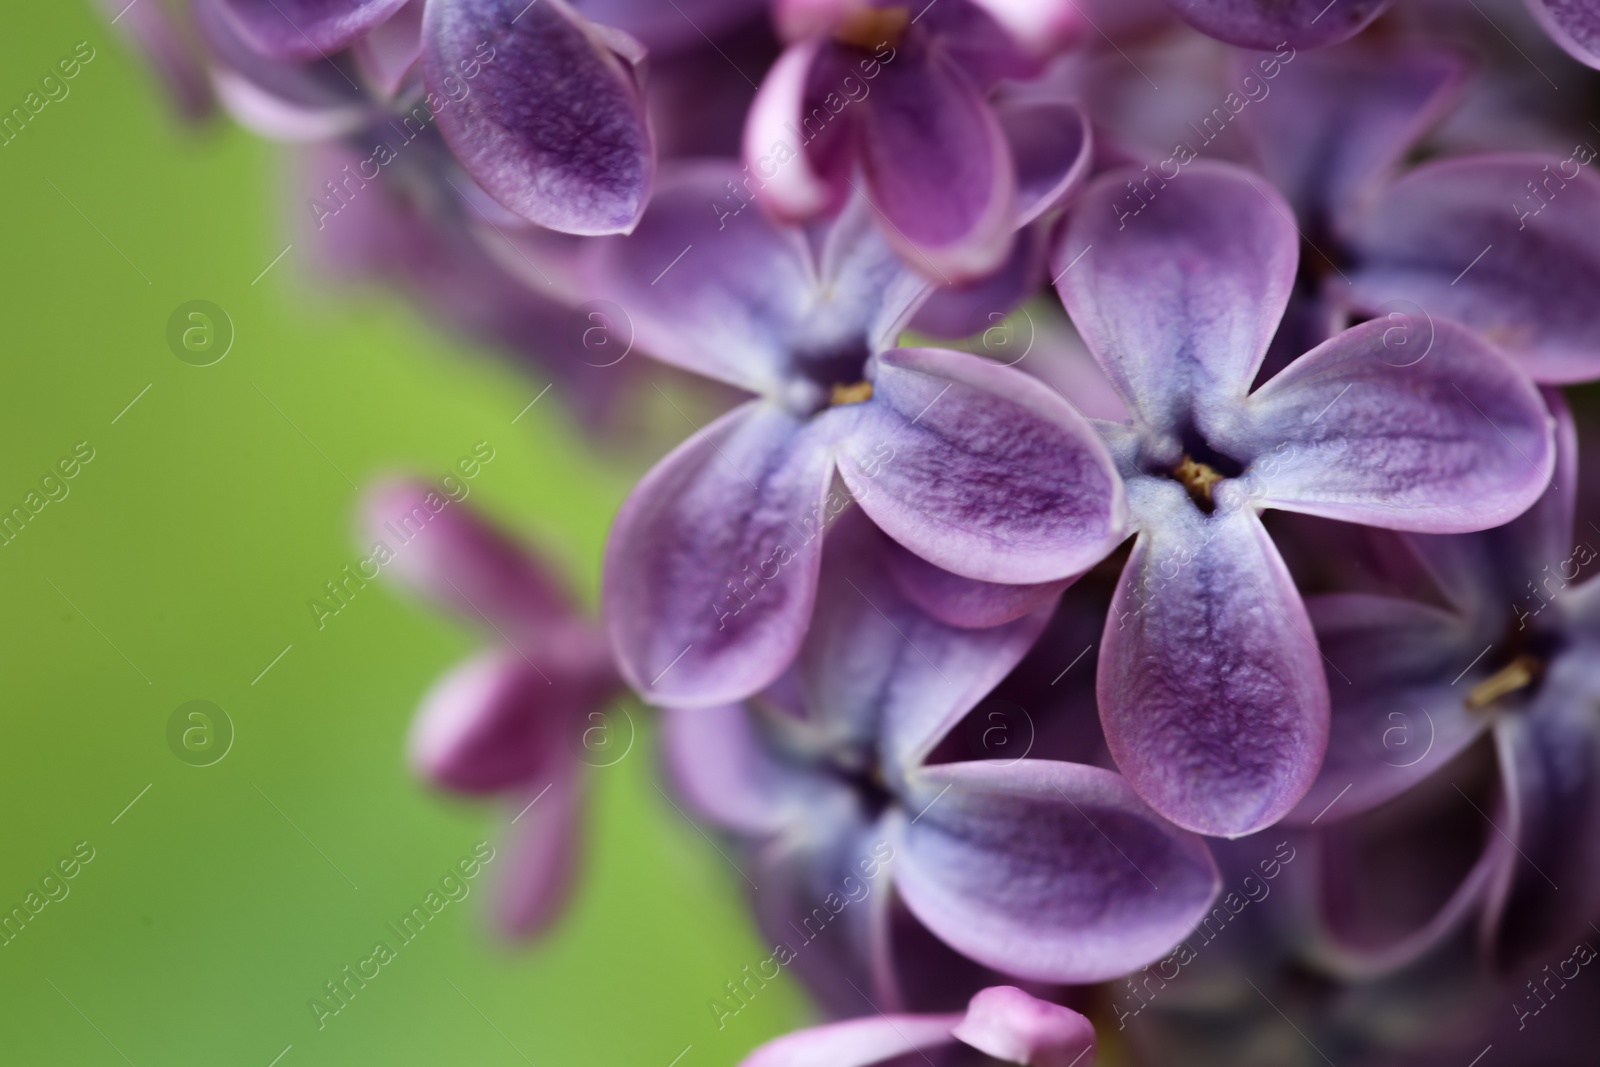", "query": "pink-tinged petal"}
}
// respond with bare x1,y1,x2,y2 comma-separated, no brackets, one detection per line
1287,595,1488,824
1217,318,1555,534
604,401,838,708
884,538,1068,630
1161,0,1392,49
1055,163,1299,433
424,0,653,234
659,703,817,836
216,0,411,61
796,511,1052,773
744,40,851,221
858,47,1016,281
1344,156,1600,383
363,479,577,641
494,761,584,939
1526,0,1600,68
1000,100,1093,227
1100,500,1328,837
896,760,1221,982
408,651,588,795
952,986,1097,1067
964,0,1088,54
740,1013,962,1067
589,164,815,395
100,0,216,122
1237,43,1464,226
353,0,423,97
838,347,1128,586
